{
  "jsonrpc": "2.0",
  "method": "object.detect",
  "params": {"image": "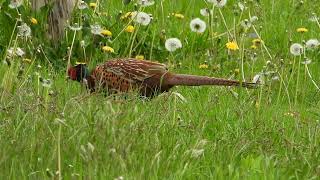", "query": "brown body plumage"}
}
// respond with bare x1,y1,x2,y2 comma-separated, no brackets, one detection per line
68,58,256,97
